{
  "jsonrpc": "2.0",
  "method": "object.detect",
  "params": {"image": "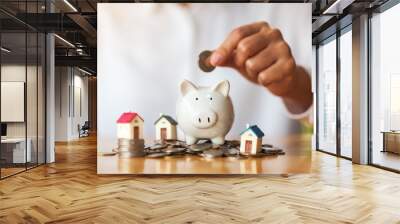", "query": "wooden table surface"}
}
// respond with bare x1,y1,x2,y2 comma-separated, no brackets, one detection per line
97,135,311,174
